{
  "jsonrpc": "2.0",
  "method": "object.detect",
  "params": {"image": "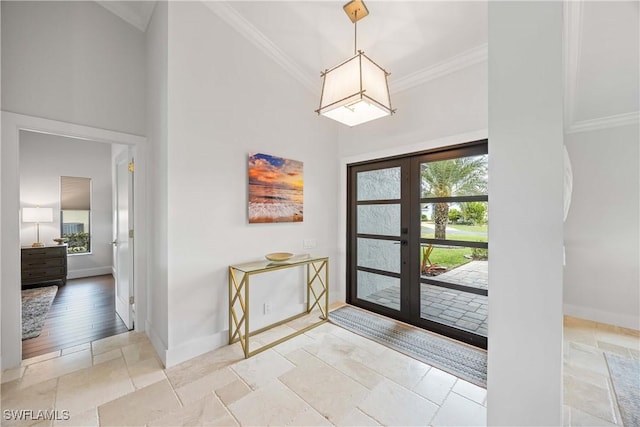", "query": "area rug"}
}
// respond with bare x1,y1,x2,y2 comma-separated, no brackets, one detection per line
605,353,640,427
22,285,58,340
329,305,487,387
